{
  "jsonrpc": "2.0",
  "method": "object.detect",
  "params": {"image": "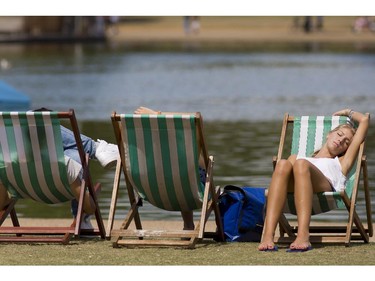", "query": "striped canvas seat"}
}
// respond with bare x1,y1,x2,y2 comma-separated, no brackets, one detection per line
107,112,224,248
0,110,105,243
0,111,75,203
119,113,204,211
283,115,352,215
273,113,372,245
